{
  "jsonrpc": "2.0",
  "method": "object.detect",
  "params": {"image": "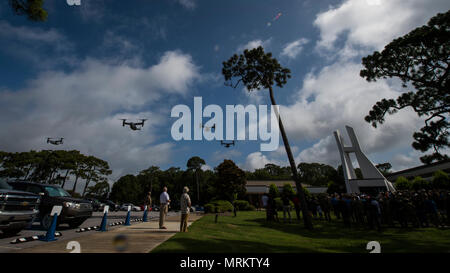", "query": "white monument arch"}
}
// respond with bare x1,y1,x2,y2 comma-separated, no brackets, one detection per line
334,126,395,194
